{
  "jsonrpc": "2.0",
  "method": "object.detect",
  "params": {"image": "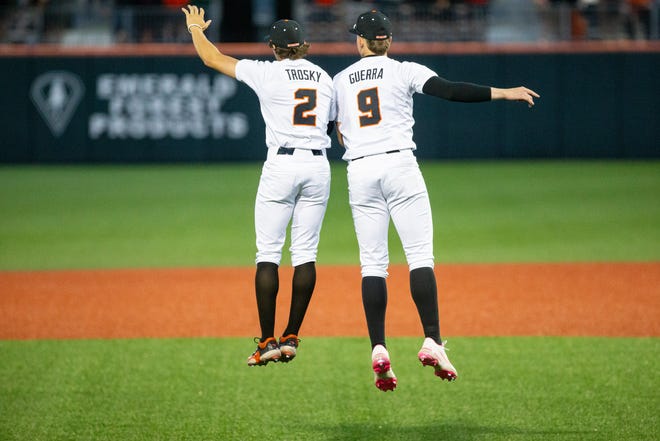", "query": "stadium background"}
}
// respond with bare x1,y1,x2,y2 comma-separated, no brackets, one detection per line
1,0,659,162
